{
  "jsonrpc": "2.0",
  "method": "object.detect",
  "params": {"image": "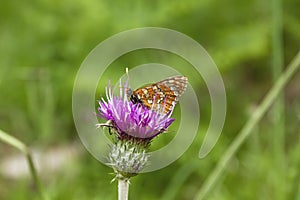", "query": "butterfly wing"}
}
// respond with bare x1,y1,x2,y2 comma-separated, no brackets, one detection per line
157,75,188,98
130,76,188,114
